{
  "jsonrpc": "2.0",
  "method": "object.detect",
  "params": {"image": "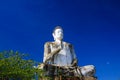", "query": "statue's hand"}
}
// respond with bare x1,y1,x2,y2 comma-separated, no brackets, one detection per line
44,44,62,63
52,47,61,55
